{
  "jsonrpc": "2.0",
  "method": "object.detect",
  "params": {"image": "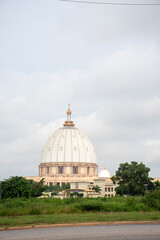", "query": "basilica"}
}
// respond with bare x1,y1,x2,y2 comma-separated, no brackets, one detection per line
26,105,116,197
